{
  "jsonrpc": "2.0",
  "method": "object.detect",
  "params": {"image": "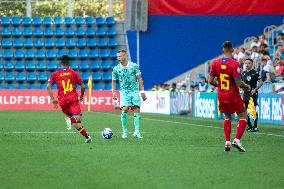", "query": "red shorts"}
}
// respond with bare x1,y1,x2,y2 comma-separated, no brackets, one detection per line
218,98,245,114
60,99,81,116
